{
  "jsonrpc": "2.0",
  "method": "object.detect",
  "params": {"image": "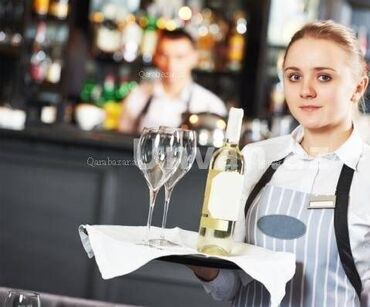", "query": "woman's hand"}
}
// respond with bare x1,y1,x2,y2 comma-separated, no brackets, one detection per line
188,265,220,282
